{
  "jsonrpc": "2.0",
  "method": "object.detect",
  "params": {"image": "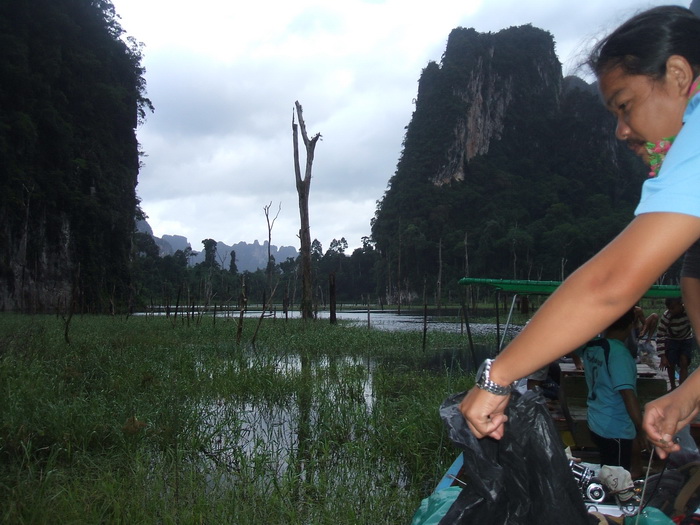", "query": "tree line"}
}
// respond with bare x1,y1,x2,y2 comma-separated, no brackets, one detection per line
4,4,685,314
130,233,386,313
